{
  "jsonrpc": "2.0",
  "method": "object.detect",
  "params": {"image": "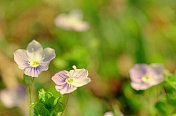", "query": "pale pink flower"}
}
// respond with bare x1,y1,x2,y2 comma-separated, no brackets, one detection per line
129,64,164,90
55,10,89,32
14,40,55,77
52,65,91,94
